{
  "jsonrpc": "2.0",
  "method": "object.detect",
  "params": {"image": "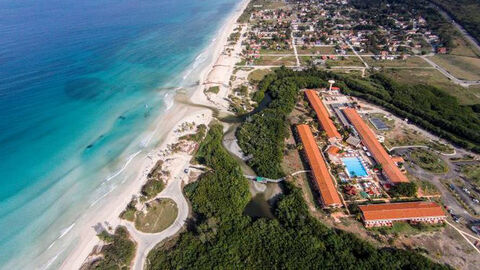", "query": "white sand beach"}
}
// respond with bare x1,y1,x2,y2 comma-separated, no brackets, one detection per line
61,0,250,269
